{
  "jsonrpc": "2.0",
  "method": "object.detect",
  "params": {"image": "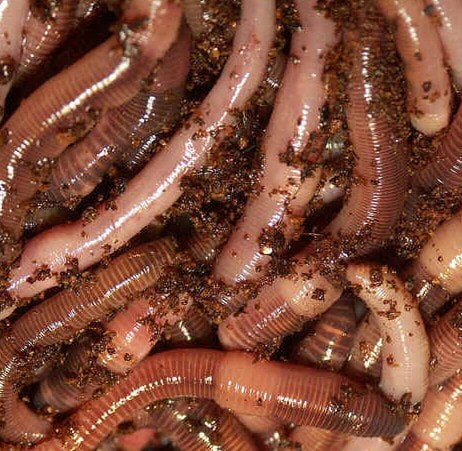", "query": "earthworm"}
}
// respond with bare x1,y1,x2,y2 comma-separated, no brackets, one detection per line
377,0,452,136
289,426,347,451
9,0,276,303
47,24,190,202
293,292,357,371
412,102,462,194
0,0,29,121
16,0,80,84
325,10,408,256
218,253,342,351
341,435,406,451
397,372,462,450
213,0,336,298
0,0,183,246
131,399,259,451
345,313,383,381
315,168,346,206
236,414,285,449
428,297,462,385
0,237,178,444
423,0,462,88
35,349,405,449
164,306,214,346
406,211,462,321
346,263,429,404
182,0,209,37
